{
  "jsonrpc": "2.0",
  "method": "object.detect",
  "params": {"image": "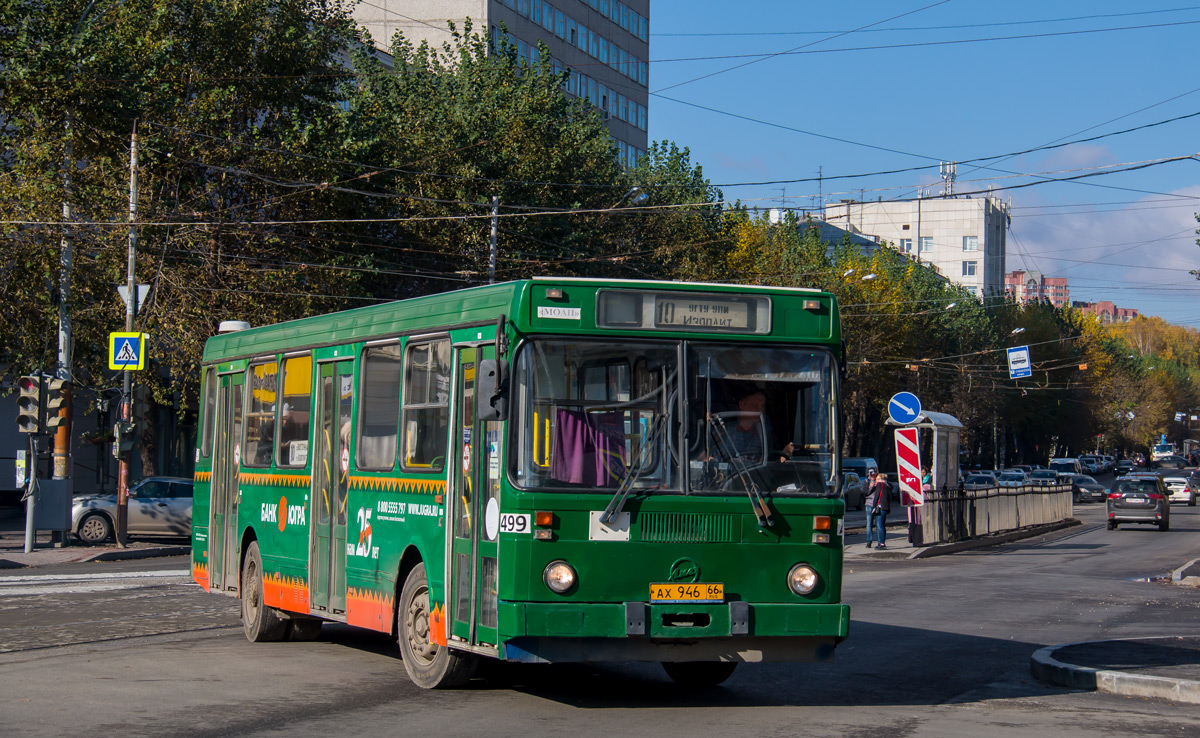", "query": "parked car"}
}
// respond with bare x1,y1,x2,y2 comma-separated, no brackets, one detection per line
842,457,879,480
1107,475,1170,530
1071,474,1107,503
1163,474,1196,506
1029,469,1060,485
963,473,998,490
1078,456,1102,475
71,476,194,544
1048,458,1082,479
1113,460,1136,477
998,470,1027,488
842,472,867,510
